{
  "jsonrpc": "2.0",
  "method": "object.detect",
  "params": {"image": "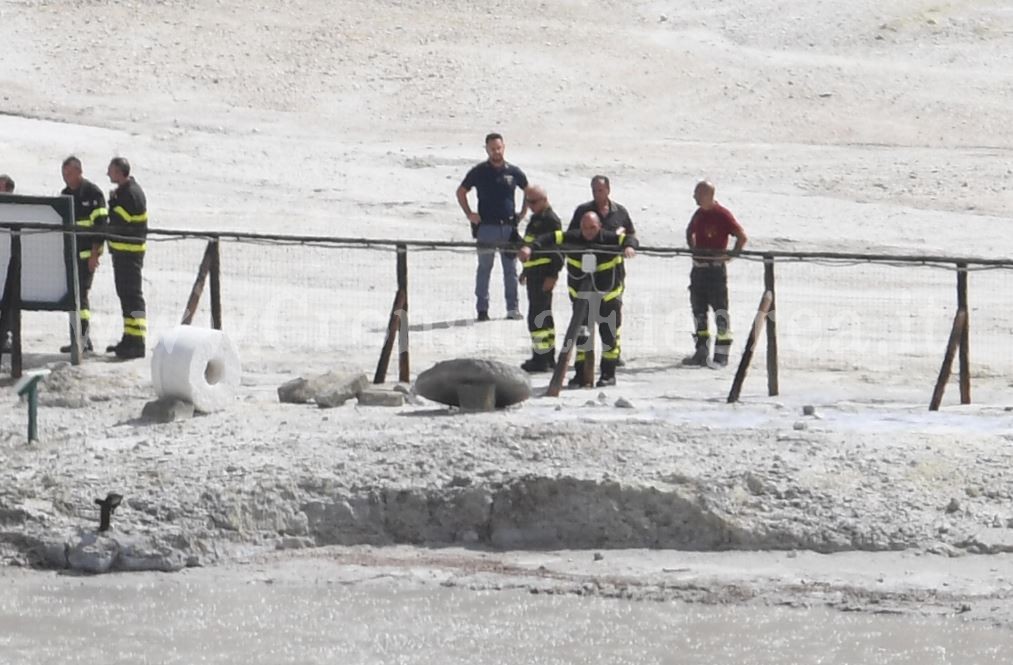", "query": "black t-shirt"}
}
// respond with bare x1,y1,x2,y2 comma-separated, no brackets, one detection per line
568,200,636,235
460,161,528,224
